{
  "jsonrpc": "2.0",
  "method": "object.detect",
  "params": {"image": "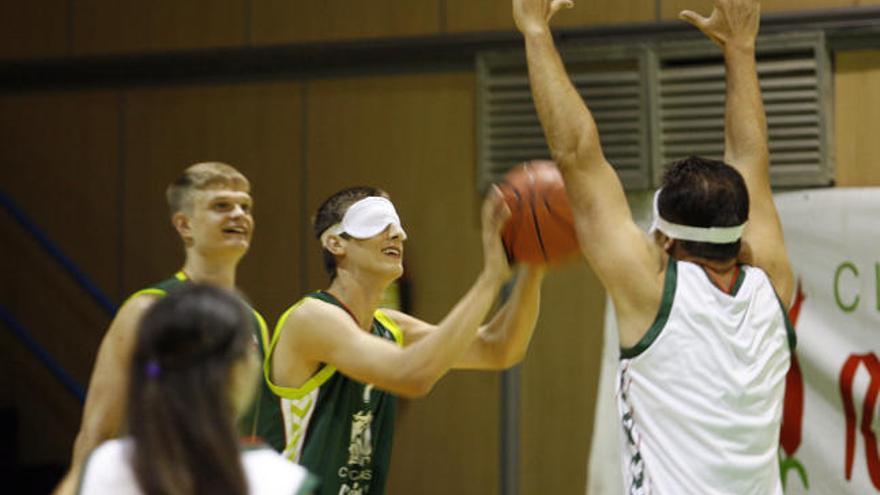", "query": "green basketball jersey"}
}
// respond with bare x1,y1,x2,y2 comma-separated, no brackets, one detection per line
127,272,285,452
265,291,405,495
